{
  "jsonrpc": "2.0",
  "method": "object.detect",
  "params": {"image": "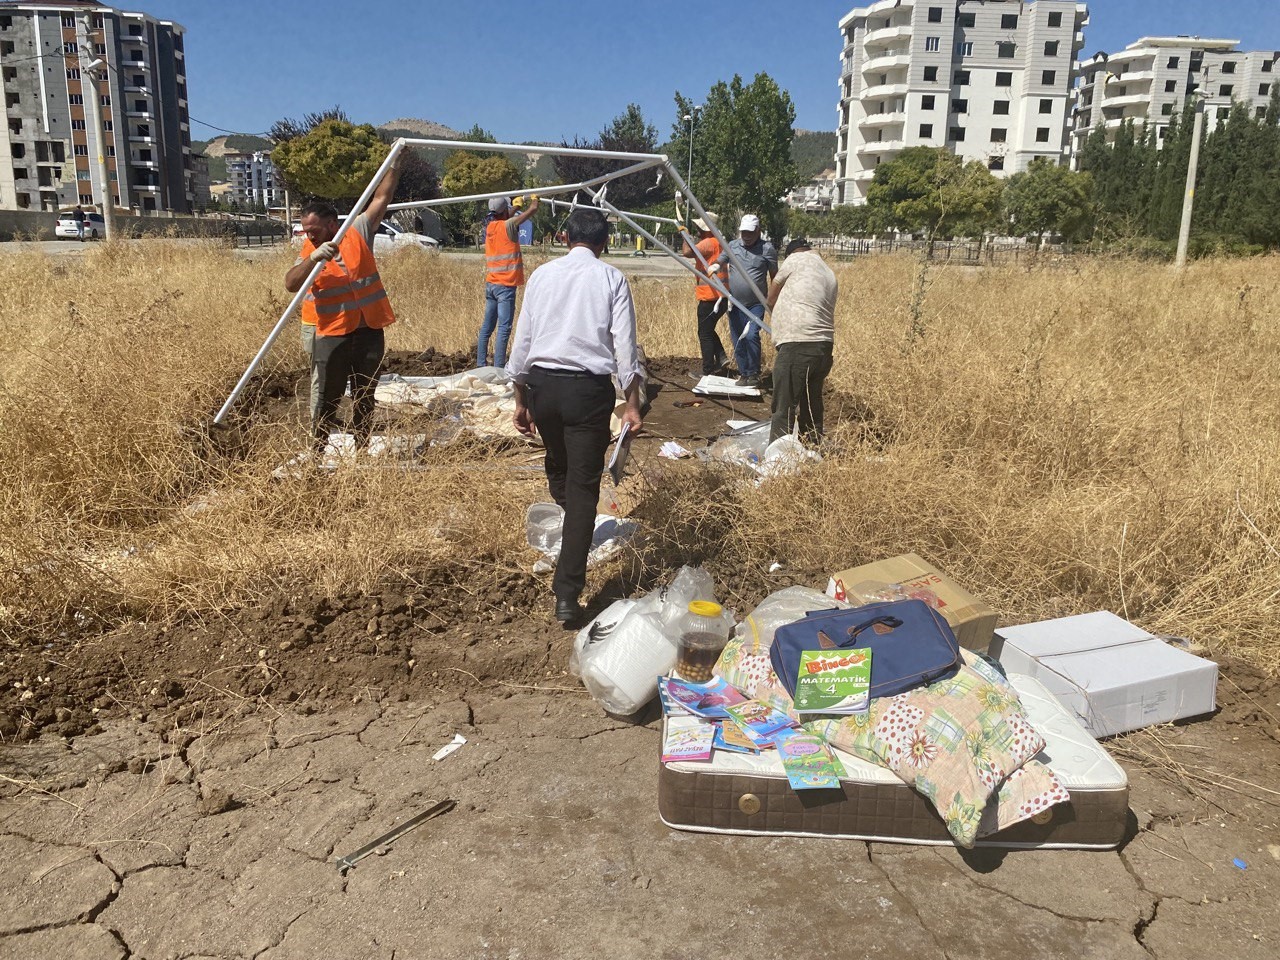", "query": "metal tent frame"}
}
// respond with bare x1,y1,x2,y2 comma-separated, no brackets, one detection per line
214,138,773,424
